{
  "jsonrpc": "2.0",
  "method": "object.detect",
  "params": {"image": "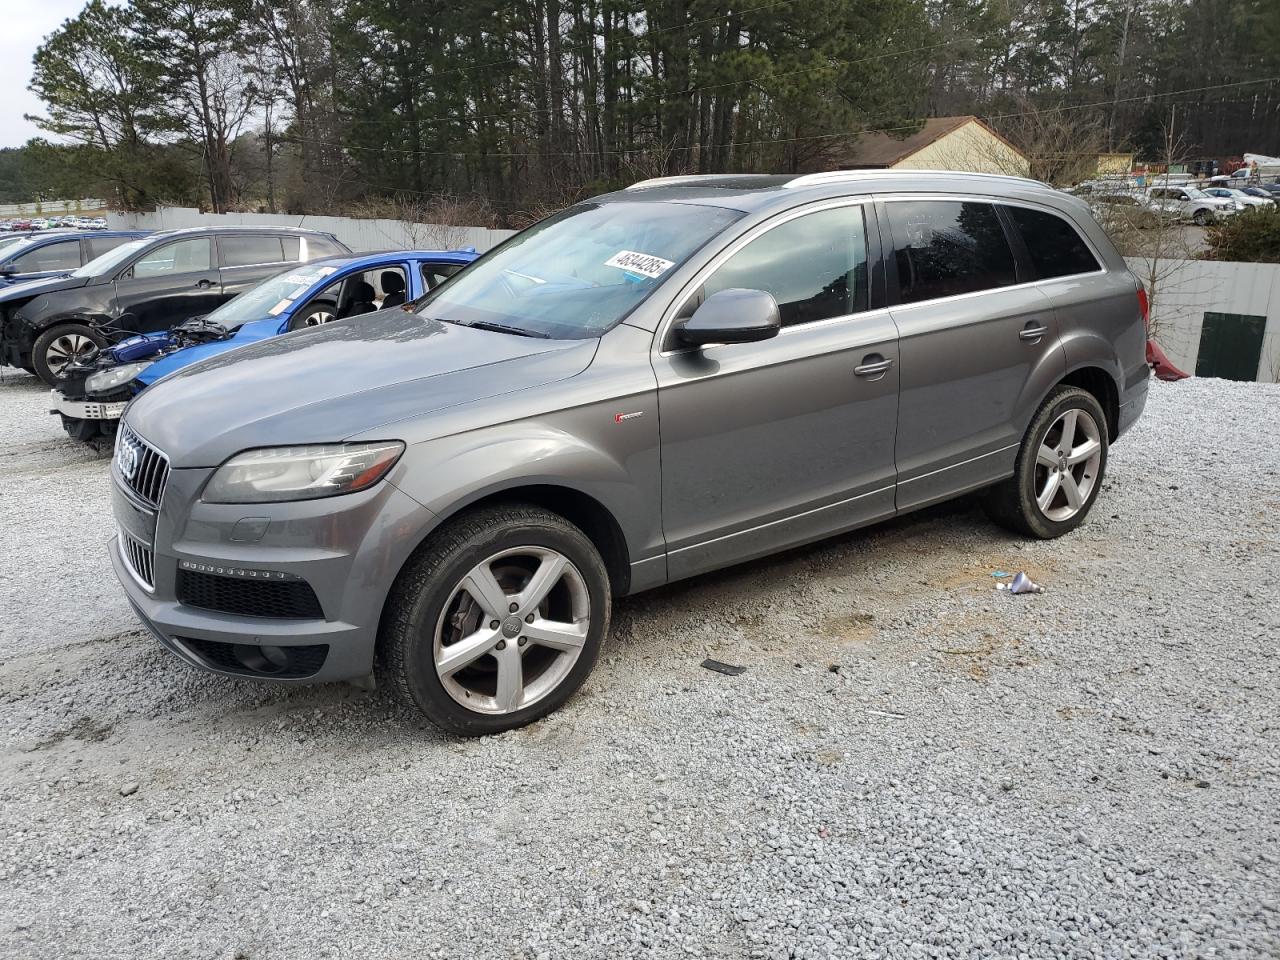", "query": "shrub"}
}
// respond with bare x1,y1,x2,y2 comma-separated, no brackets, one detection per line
1200,206,1280,263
